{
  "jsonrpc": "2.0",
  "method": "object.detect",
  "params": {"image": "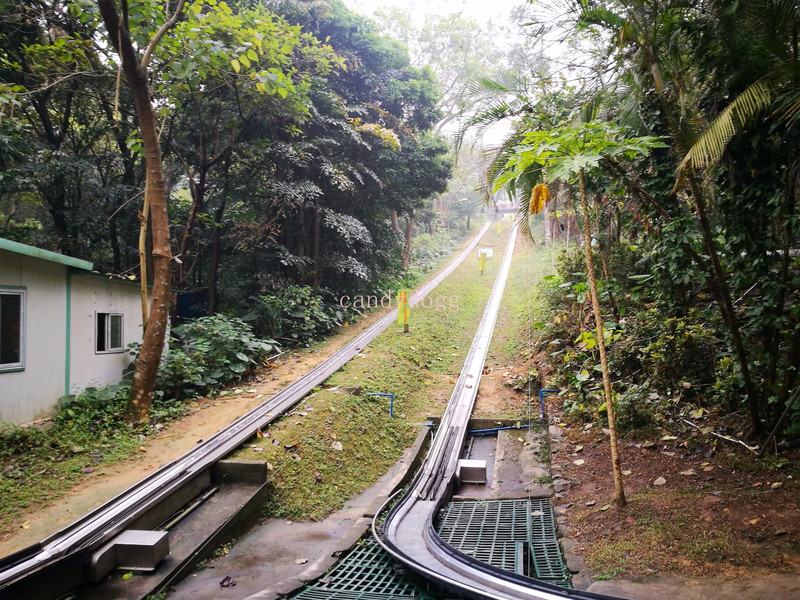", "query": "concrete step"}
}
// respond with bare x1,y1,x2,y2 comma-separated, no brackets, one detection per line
79,461,269,600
